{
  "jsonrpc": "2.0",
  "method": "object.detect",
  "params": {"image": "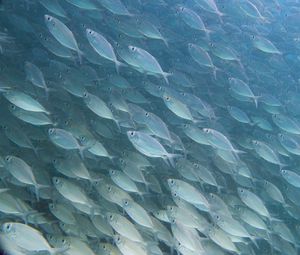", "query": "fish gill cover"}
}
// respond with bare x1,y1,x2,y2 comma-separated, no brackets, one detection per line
0,0,299,255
